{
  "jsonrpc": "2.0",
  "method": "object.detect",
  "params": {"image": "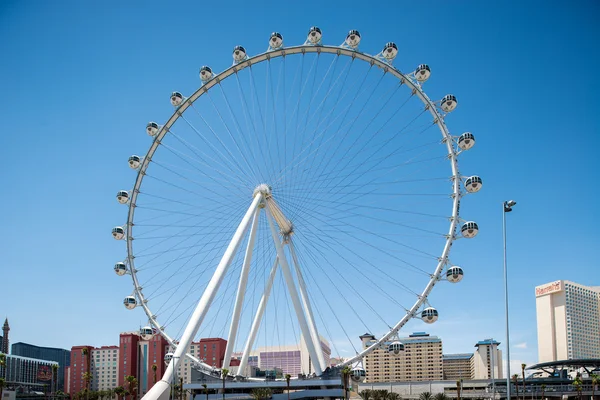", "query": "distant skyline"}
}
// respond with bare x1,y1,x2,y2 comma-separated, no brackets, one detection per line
1,0,599,378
